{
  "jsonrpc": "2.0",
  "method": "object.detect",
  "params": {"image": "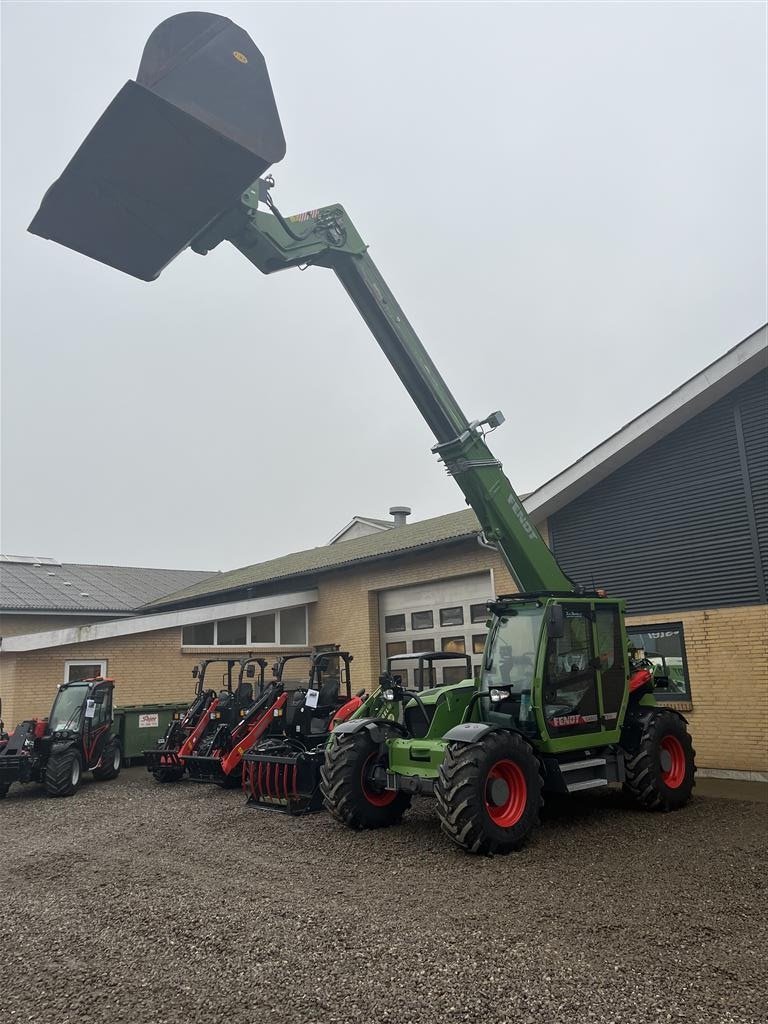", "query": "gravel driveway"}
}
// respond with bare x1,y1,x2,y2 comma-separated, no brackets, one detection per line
1,768,766,1024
